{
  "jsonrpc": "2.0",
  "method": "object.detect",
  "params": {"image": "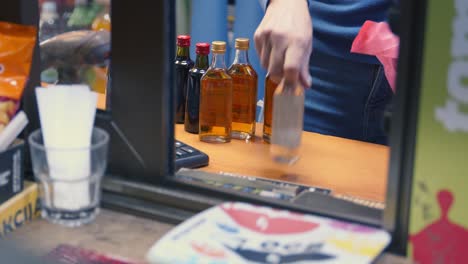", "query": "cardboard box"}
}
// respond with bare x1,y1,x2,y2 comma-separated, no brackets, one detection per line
0,139,24,205
0,181,40,237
